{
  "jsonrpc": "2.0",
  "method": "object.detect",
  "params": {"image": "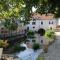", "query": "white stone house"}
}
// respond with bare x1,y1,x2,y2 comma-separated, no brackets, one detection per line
26,13,58,32
26,13,60,44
